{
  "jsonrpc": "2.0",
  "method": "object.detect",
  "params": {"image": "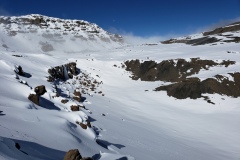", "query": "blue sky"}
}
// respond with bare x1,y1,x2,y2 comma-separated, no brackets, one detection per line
0,0,240,37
